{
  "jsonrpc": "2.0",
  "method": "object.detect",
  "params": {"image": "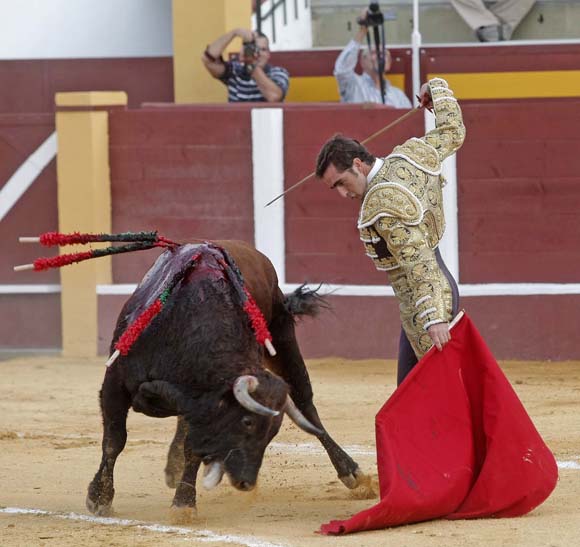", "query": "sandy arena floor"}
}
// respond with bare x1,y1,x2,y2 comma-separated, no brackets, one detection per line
1,354,579,547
